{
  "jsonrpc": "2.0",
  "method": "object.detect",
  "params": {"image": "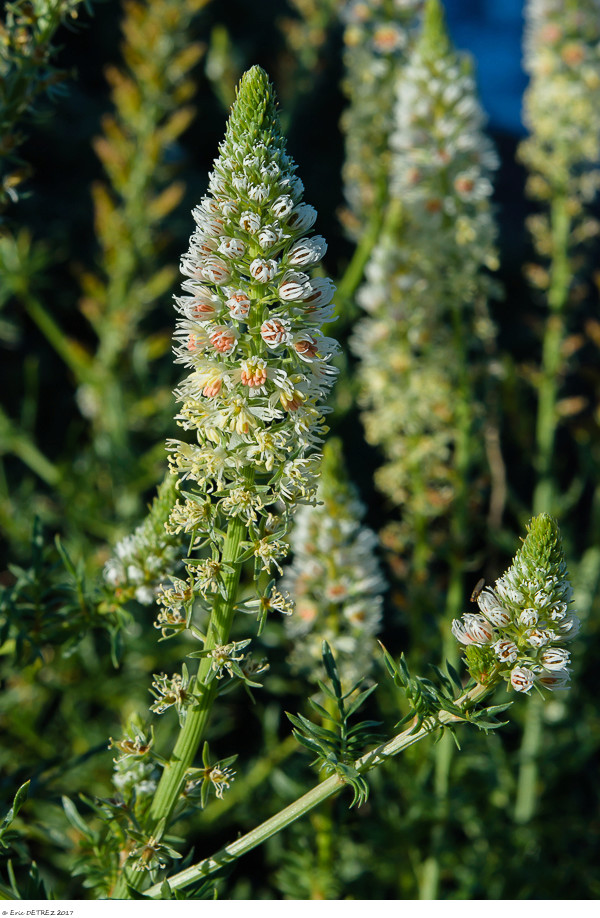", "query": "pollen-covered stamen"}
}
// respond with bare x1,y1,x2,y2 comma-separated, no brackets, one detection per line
240,357,268,389
226,291,251,319
280,389,305,412
293,332,318,360
202,256,232,285
209,325,238,354
187,333,206,352
203,378,222,398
